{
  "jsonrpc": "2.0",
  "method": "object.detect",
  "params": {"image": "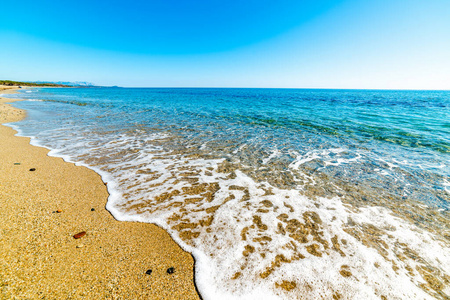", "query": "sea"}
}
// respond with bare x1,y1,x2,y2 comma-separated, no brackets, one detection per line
4,88,450,299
